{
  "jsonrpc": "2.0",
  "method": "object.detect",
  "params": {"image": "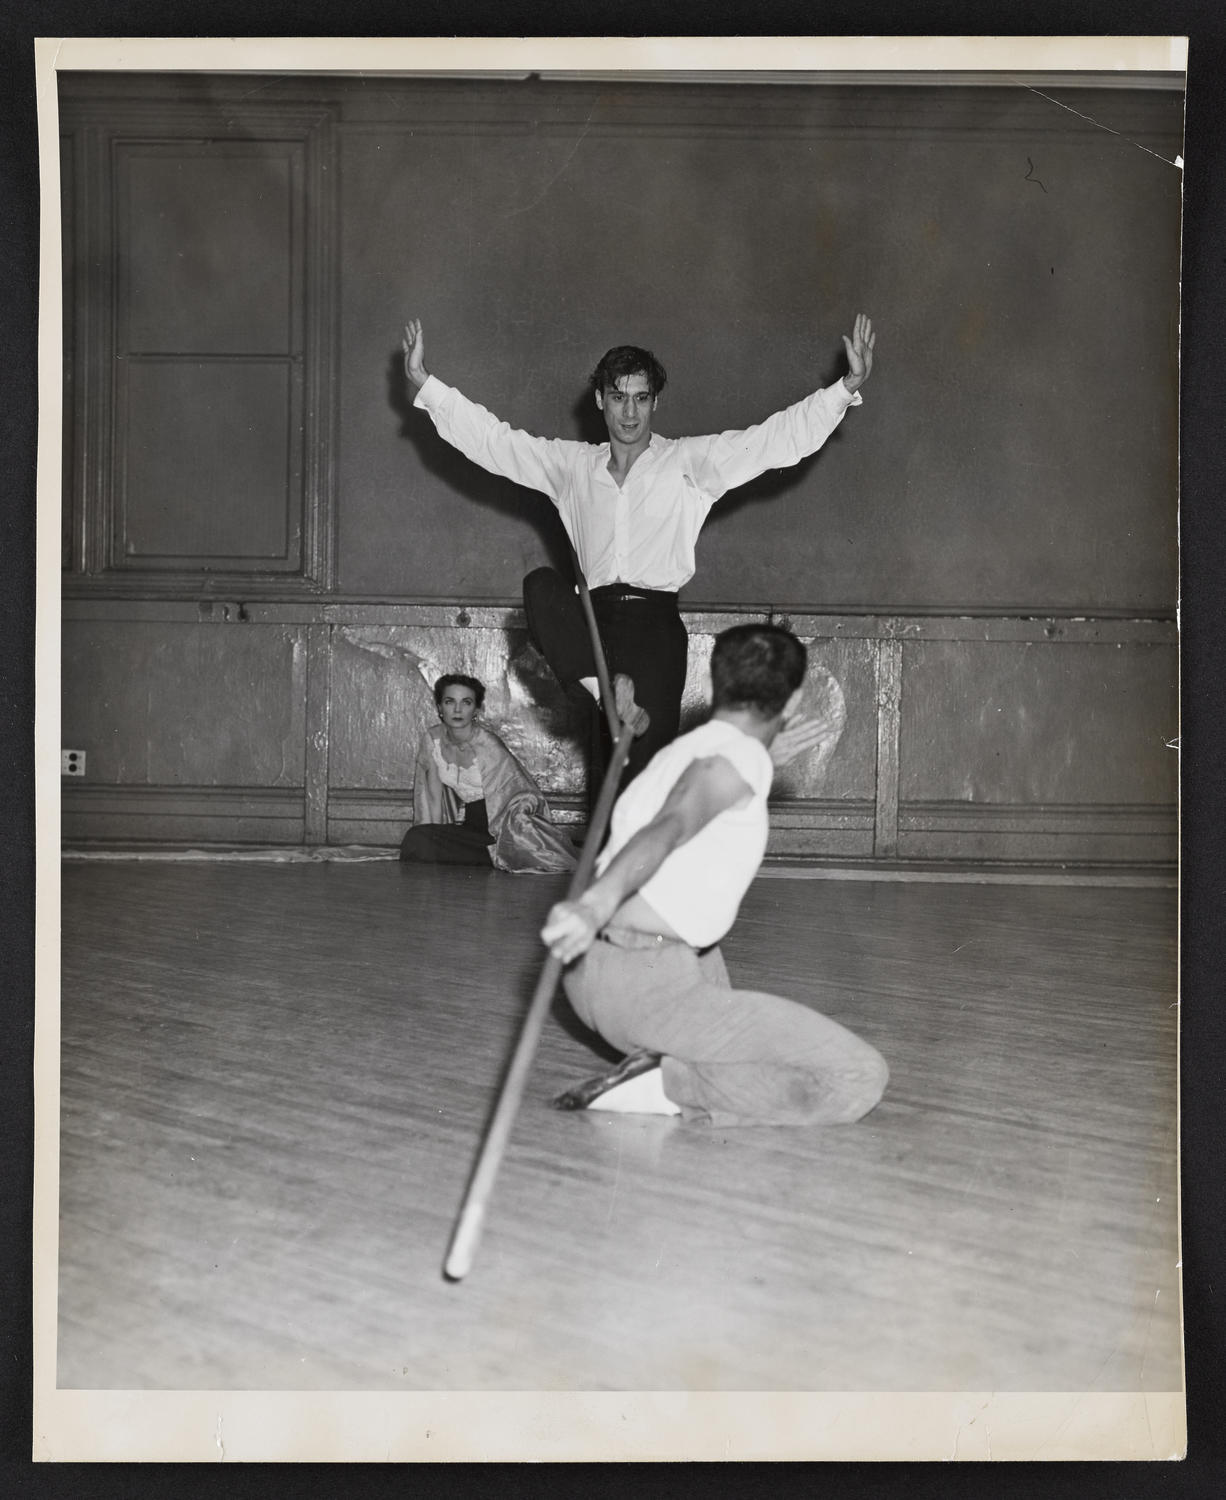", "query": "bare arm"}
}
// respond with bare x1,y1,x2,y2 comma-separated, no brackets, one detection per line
540,756,753,964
